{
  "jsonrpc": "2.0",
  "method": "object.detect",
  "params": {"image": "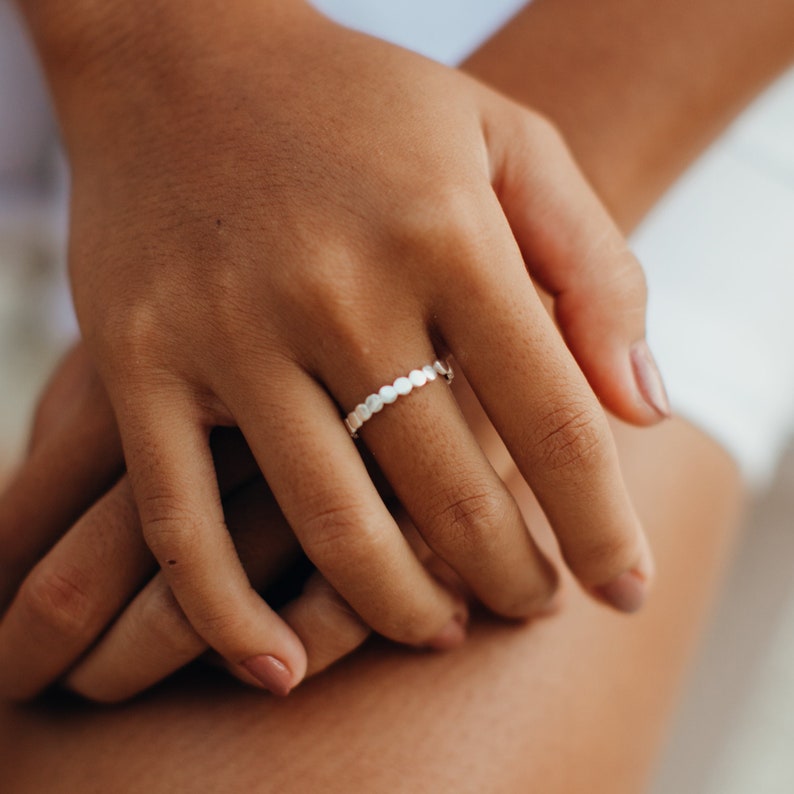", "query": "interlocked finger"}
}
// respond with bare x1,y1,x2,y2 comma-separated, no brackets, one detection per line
65,479,302,702
0,347,123,609
110,385,309,692
221,367,469,649
0,480,152,700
